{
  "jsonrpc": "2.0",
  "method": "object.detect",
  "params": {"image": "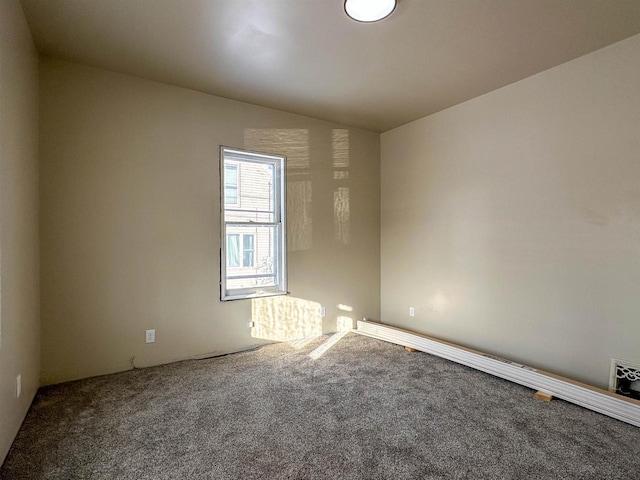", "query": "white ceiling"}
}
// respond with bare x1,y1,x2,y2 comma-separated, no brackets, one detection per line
20,0,640,132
